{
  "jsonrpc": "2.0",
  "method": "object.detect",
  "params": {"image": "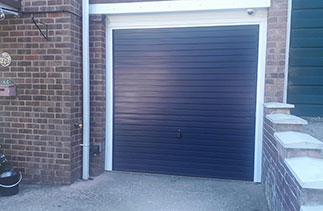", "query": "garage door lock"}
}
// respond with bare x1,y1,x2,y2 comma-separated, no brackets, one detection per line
176,129,183,138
